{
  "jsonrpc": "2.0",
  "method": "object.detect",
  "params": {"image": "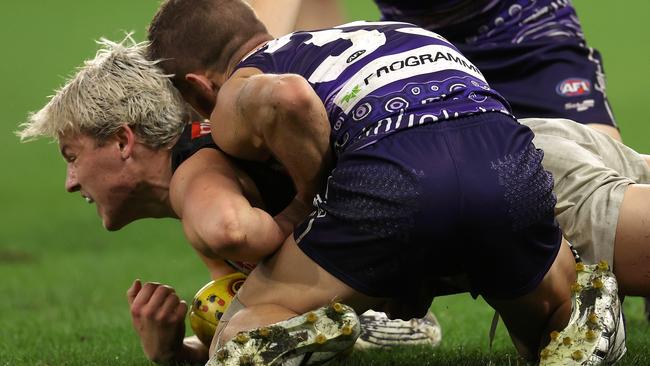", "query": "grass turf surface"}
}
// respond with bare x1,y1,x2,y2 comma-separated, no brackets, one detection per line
1,0,650,364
